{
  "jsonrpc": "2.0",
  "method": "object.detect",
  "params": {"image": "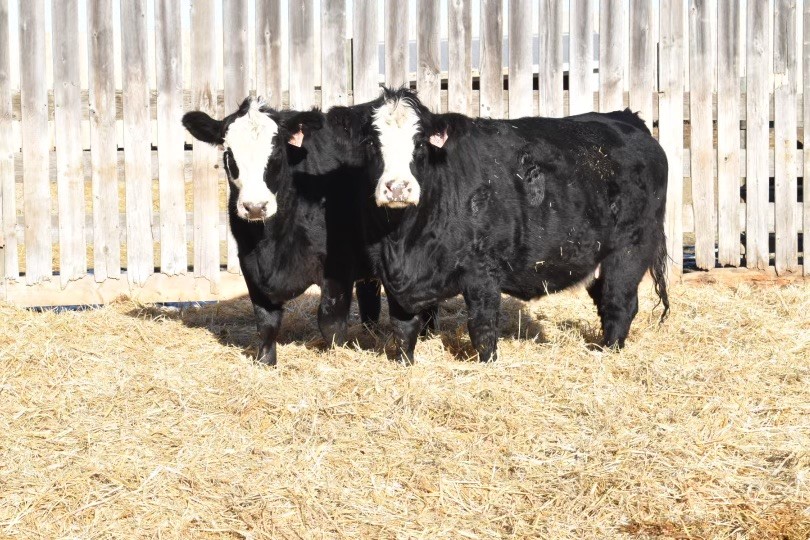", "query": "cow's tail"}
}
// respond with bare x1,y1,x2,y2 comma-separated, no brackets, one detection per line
650,224,670,324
